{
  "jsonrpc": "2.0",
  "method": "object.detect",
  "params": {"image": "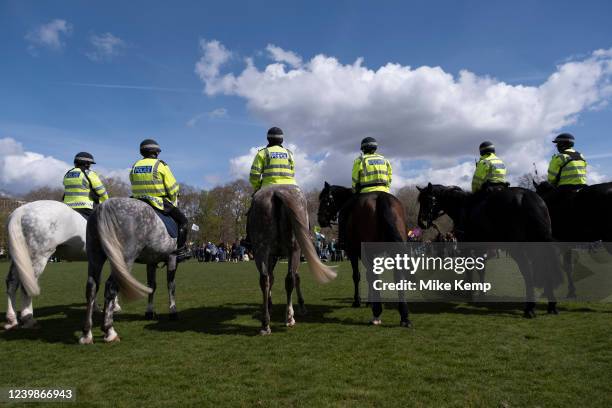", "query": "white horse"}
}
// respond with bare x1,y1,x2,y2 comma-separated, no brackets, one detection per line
4,200,120,330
